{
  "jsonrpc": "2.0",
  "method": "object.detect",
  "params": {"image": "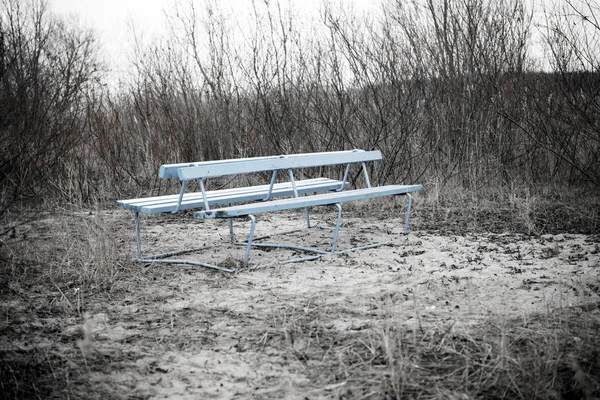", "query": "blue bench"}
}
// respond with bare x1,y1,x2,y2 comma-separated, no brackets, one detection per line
116,150,422,272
